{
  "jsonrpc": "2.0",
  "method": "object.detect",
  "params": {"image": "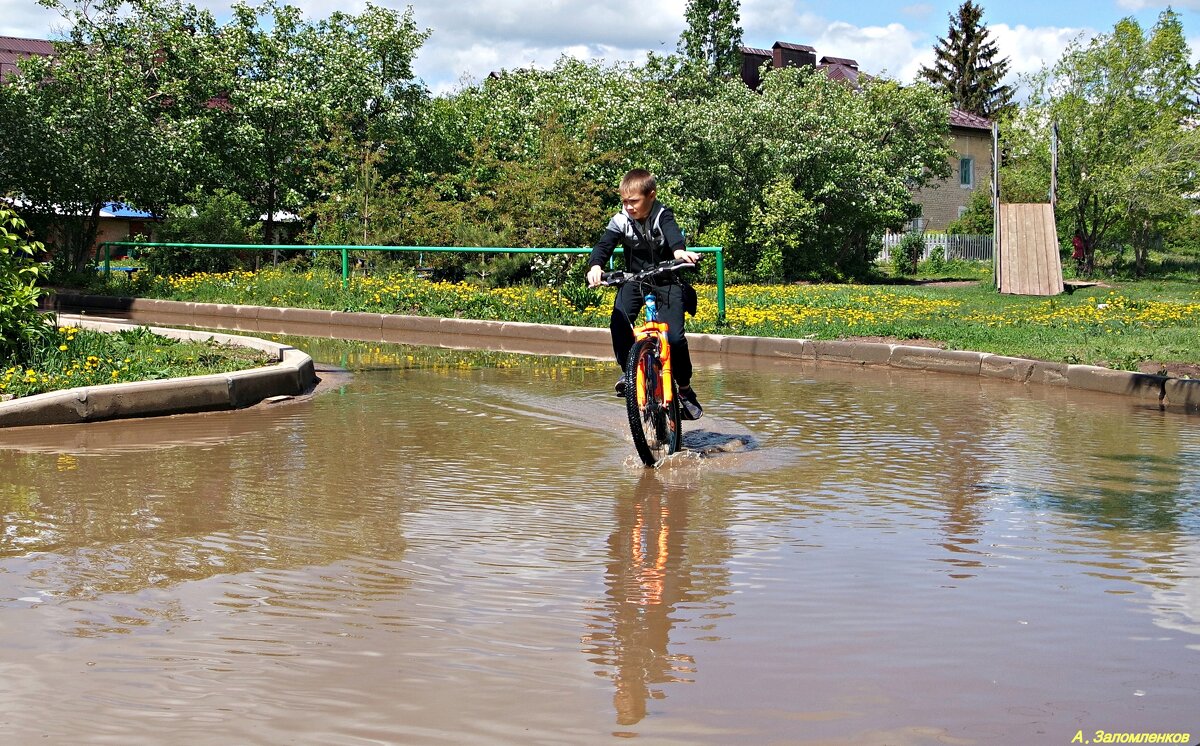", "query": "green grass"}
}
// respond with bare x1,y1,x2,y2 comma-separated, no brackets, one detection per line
1,324,273,399
715,280,1200,372
59,263,1200,377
